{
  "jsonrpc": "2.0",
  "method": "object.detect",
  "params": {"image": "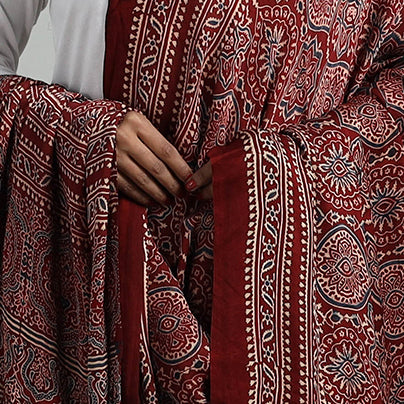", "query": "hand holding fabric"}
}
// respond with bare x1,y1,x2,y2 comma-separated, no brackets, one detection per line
116,111,193,205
